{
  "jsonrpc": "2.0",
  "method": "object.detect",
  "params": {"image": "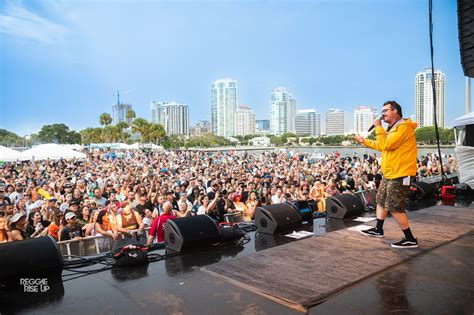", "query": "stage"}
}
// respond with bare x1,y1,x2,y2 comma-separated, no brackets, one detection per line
1,203,473,314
